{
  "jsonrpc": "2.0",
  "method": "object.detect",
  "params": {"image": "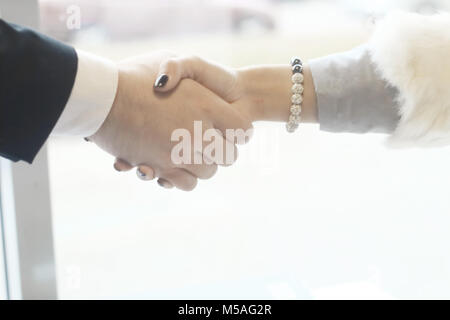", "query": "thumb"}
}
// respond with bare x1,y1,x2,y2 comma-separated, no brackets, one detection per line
153,55,239,102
